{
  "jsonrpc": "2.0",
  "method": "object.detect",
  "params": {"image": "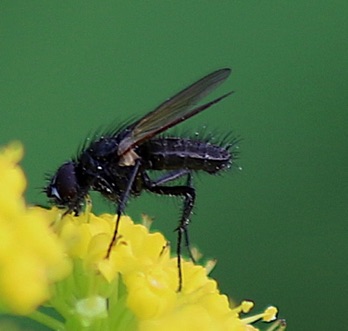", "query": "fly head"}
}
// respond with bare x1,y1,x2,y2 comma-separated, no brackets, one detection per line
46,161,84,214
